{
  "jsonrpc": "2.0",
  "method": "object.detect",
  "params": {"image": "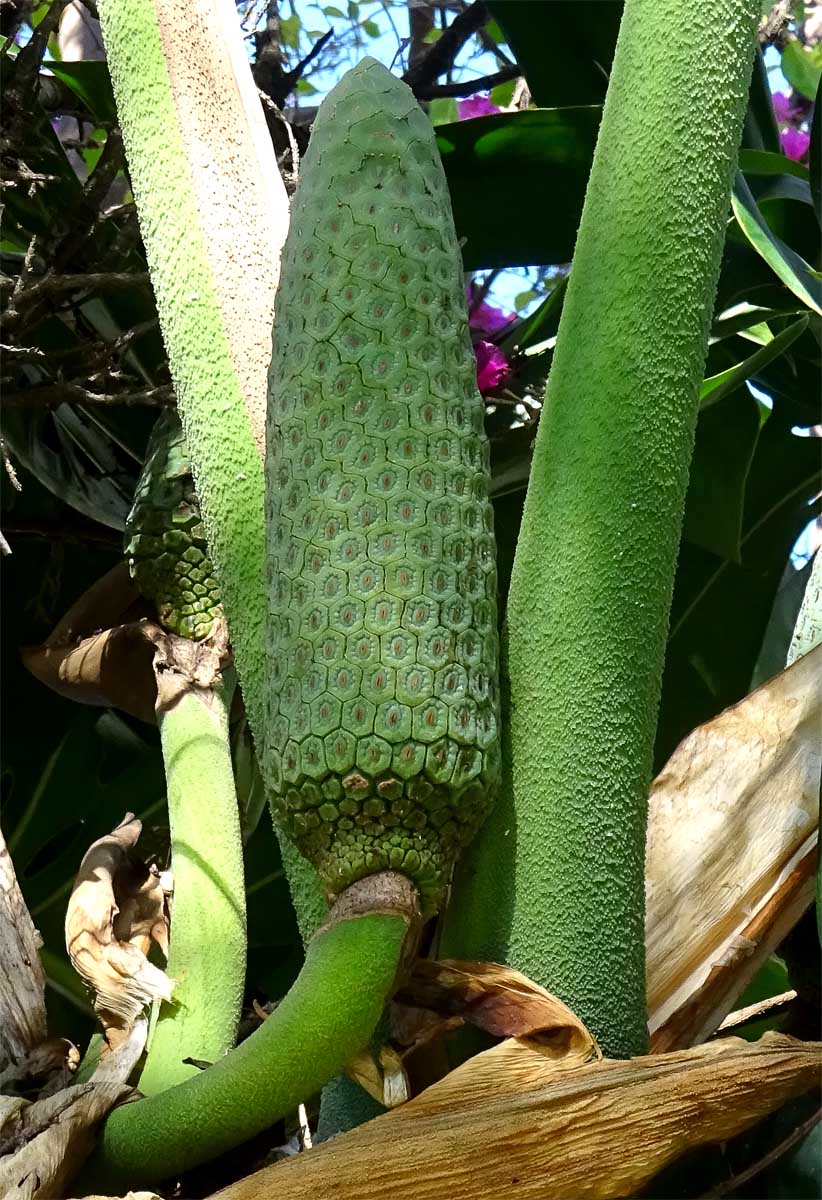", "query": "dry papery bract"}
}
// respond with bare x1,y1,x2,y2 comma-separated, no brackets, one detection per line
350,959,598,1106
646,643,821,1047
65,815,171,1052
212,1033,821,1200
